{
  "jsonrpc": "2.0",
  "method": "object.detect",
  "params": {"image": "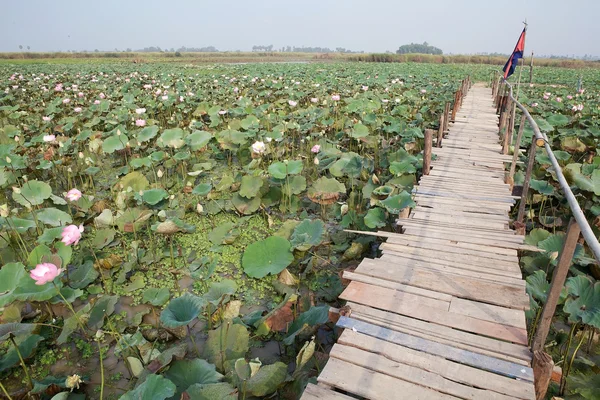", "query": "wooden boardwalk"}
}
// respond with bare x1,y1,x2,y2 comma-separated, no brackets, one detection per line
301,84,537,400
